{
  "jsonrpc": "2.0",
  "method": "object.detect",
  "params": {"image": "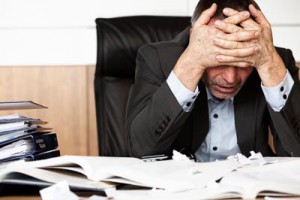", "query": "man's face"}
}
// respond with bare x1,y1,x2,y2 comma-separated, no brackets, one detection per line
202,66,253,100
